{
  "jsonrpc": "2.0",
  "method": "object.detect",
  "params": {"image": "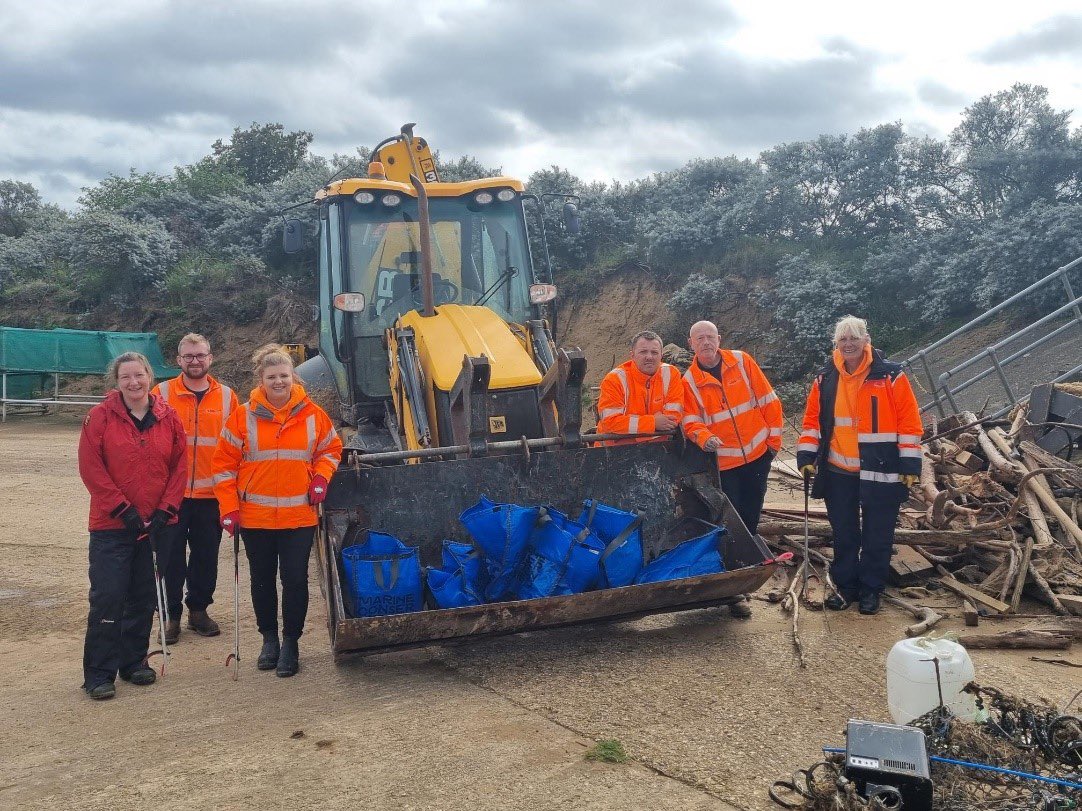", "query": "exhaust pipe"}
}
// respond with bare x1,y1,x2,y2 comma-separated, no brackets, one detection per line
409,173,436,318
